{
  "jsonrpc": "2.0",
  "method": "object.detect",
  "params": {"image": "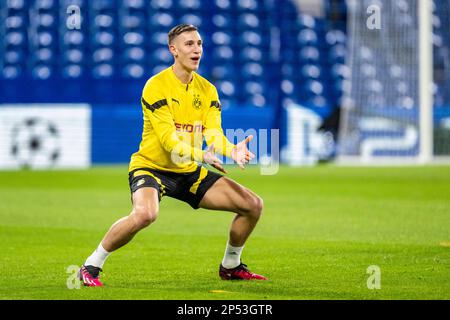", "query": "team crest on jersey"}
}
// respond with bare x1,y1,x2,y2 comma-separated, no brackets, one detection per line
192,94,202,109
